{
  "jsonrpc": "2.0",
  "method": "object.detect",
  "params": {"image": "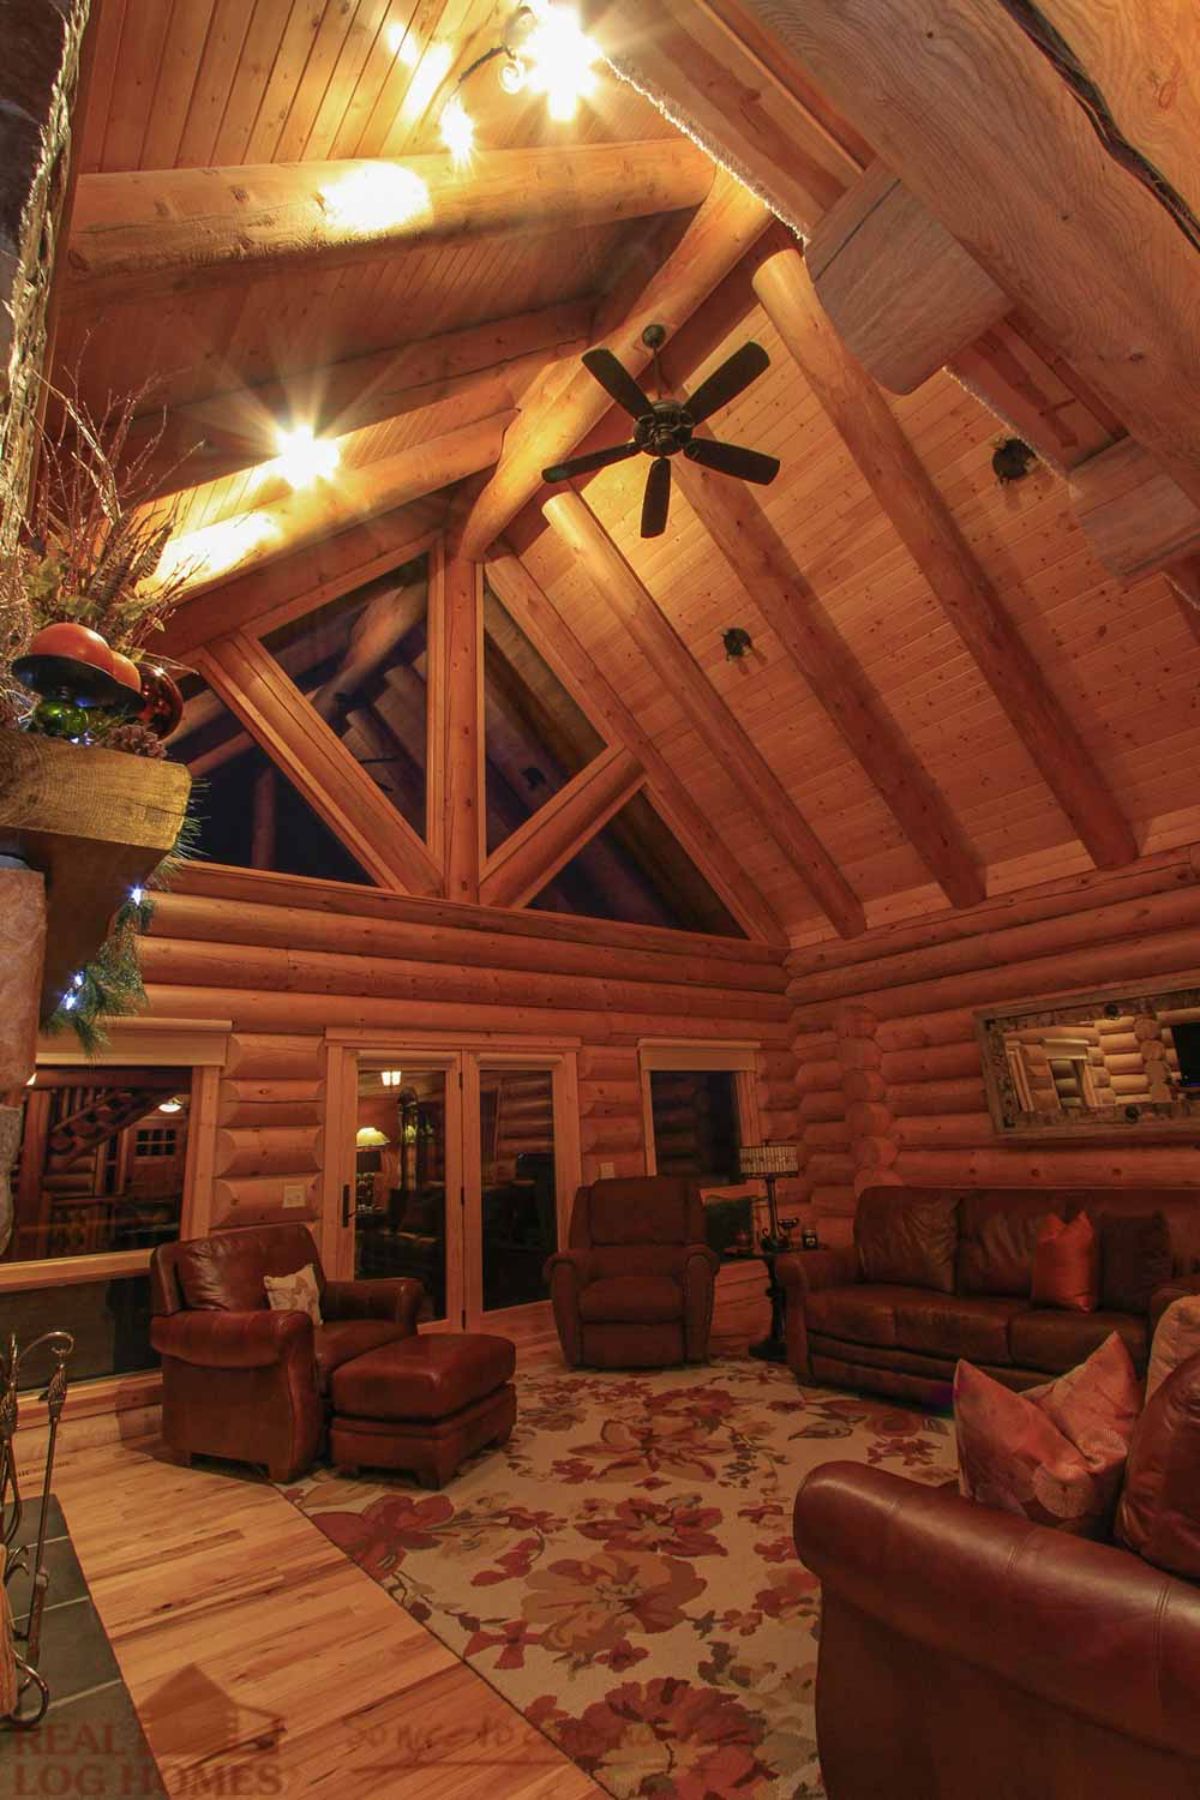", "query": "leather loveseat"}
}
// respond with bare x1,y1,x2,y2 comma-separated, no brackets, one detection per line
150,1223,423,1481
546,1176,719,1368
794,1450,1200,1800
777,1185,1200,1405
